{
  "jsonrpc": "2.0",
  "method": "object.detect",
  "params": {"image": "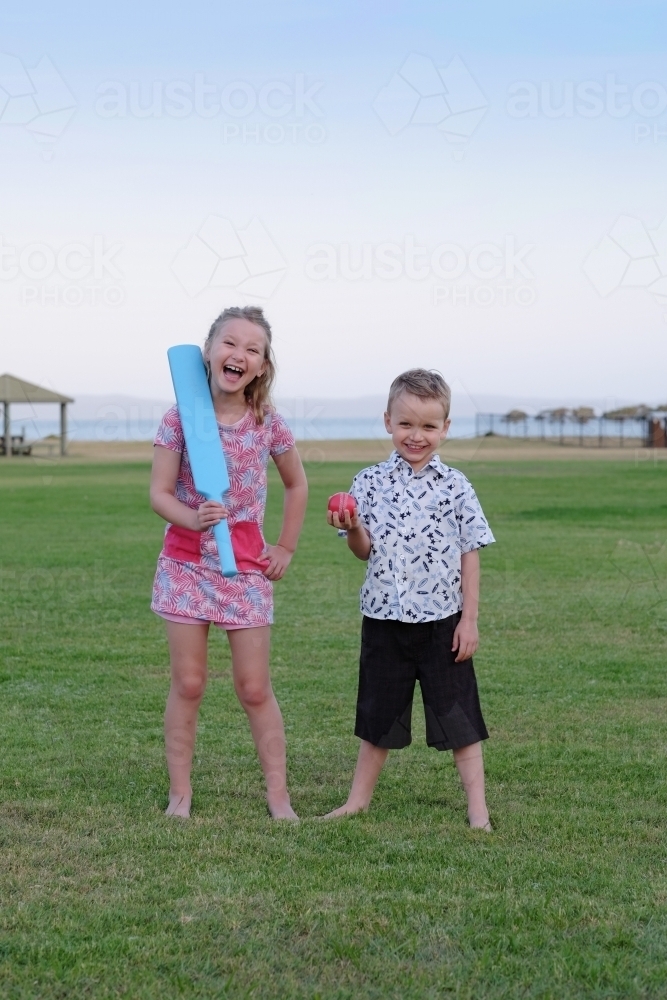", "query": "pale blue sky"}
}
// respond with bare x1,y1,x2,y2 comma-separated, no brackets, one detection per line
1,1,666,404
